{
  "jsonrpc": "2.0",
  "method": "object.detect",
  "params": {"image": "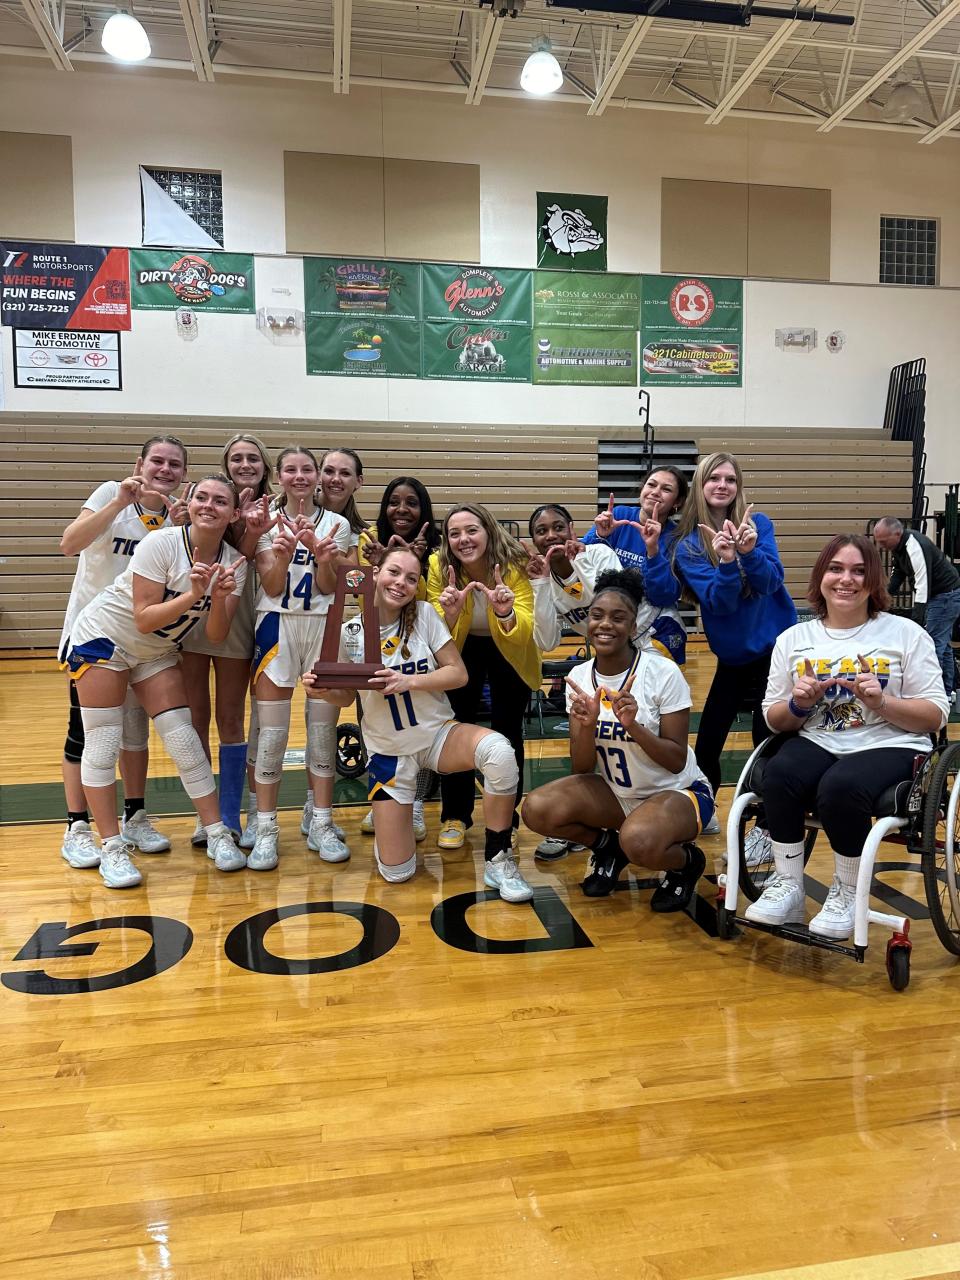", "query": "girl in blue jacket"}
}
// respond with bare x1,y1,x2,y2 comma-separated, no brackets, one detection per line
672,452,796,798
